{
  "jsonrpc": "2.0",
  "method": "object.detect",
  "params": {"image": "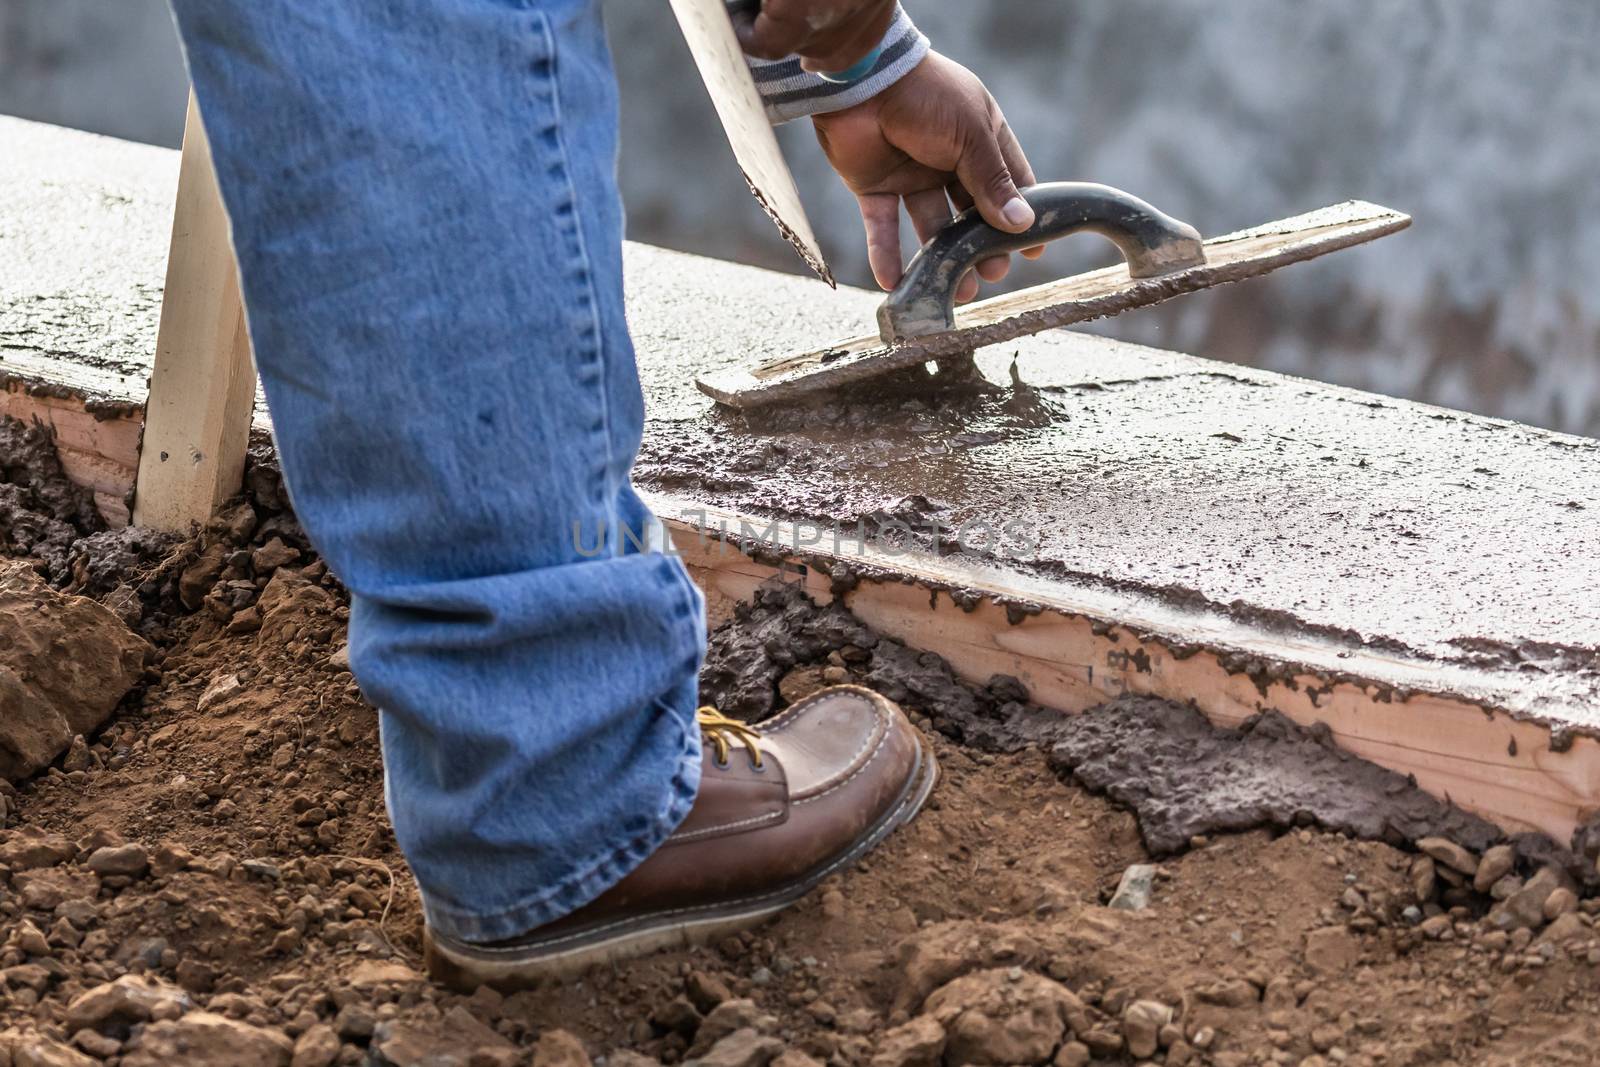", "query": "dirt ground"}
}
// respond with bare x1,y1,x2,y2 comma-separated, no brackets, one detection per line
1,428,1599,1067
